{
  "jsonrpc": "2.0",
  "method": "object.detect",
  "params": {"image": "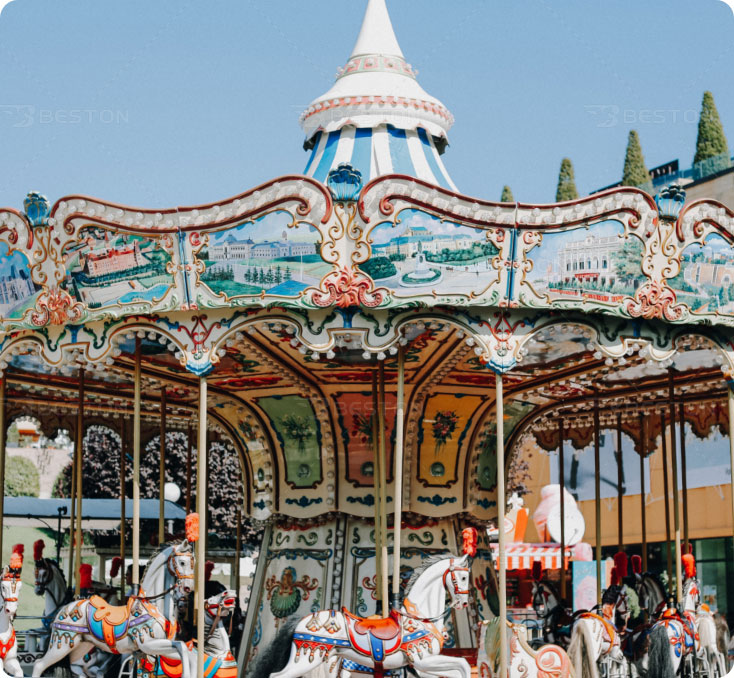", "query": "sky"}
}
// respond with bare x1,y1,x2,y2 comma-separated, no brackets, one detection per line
0,1,733,212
